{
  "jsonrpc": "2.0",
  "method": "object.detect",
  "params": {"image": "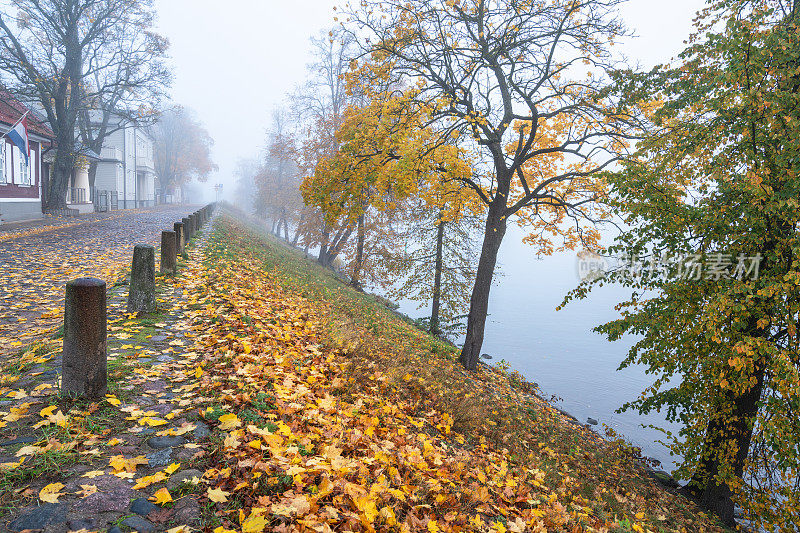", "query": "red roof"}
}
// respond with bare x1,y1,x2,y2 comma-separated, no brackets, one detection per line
0,89,55,140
